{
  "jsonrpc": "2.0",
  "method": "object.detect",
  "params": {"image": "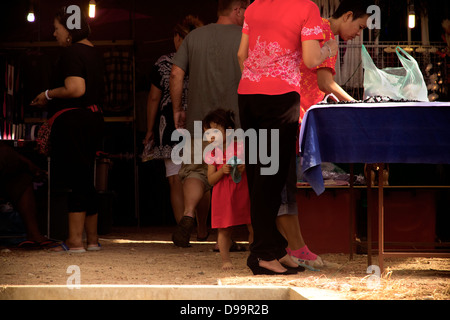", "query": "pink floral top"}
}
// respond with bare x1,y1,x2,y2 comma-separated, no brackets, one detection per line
238,0,324,96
